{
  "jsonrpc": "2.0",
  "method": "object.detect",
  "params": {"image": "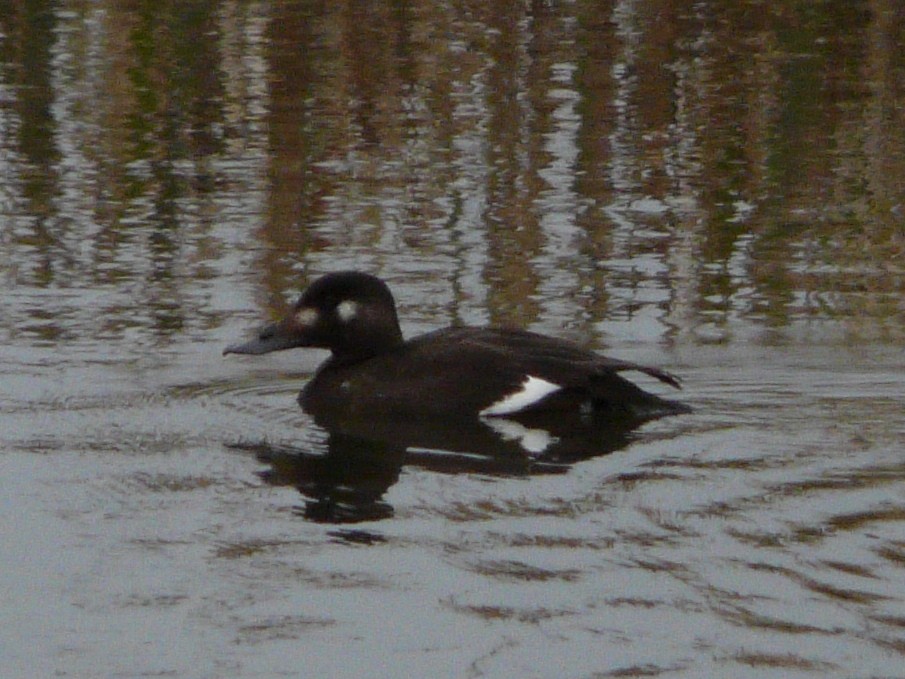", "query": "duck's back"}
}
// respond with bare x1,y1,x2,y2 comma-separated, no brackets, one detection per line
301,326,687,421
